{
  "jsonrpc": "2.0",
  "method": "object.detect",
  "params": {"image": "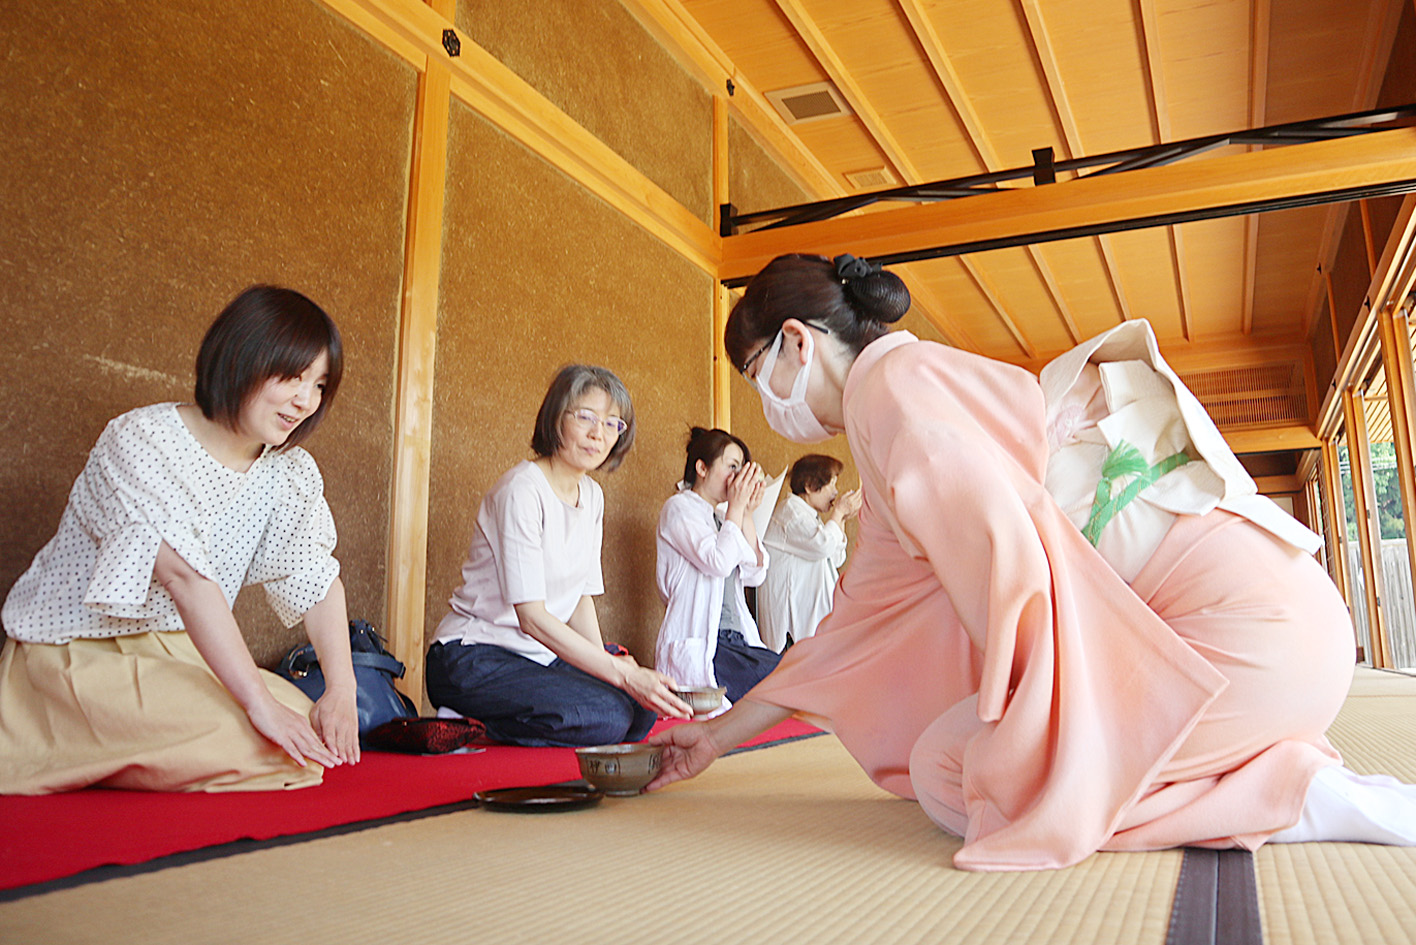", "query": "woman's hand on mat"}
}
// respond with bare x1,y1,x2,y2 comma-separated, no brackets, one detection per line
644,721,723,790
310,683,361,765
247,696,343,769
621,664,692,719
